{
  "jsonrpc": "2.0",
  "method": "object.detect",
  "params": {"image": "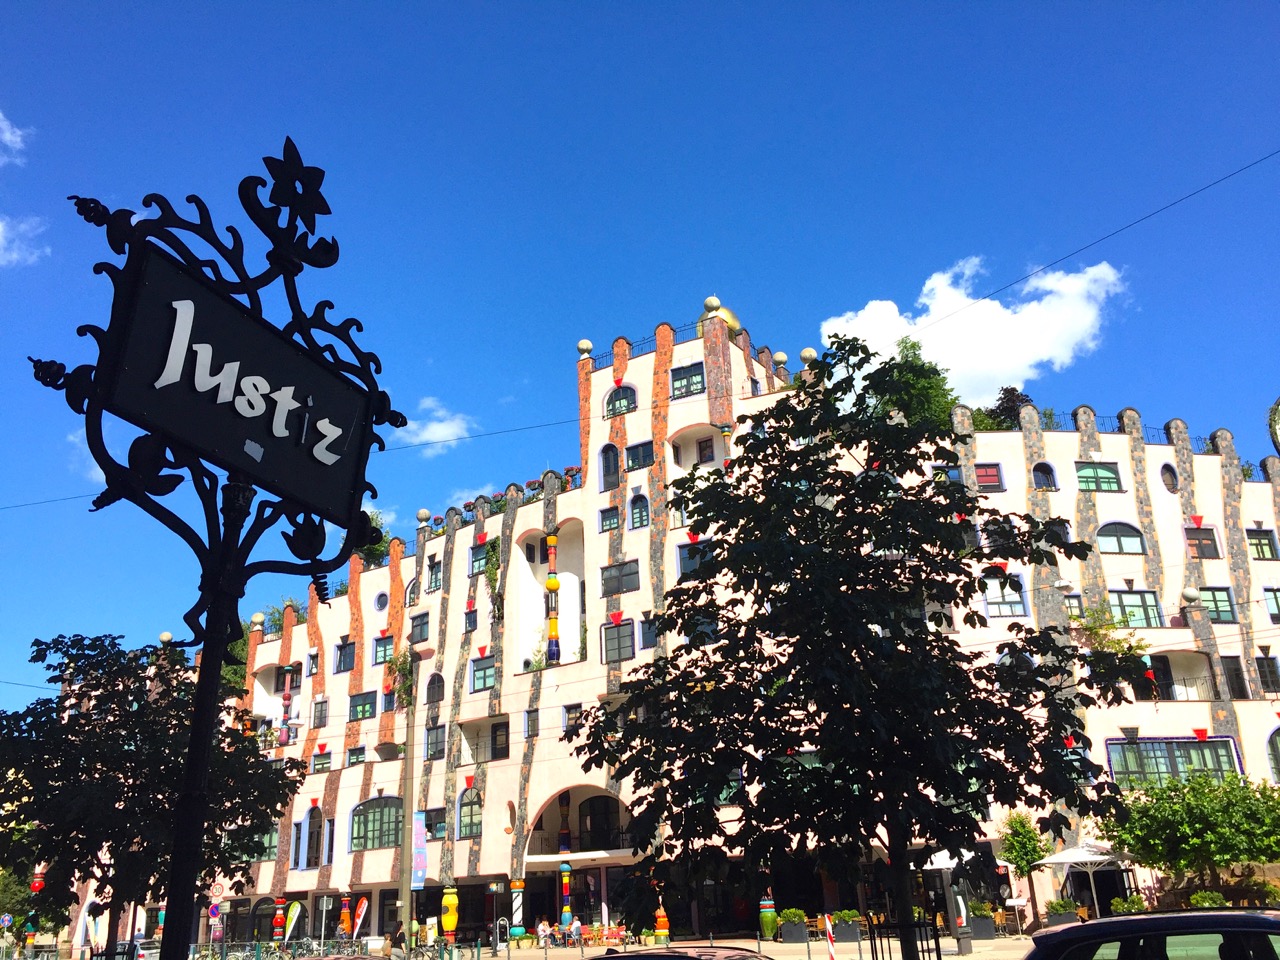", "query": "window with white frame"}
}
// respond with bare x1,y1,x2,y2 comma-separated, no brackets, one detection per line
982,575,1026,617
